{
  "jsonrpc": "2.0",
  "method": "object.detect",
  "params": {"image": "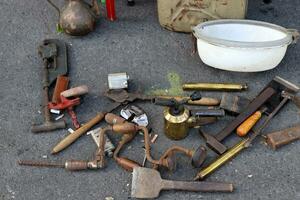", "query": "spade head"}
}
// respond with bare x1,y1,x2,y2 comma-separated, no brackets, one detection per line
131,167,163,199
